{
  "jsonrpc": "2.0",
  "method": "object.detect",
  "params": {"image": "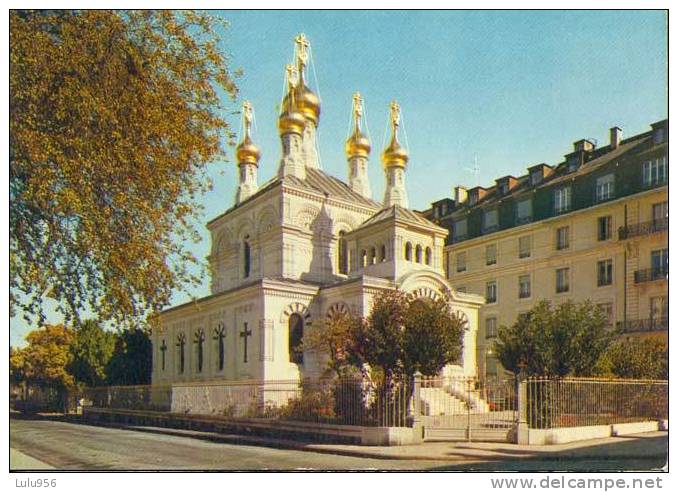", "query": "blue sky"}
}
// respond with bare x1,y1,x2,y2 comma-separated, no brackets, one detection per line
10,10,667,346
